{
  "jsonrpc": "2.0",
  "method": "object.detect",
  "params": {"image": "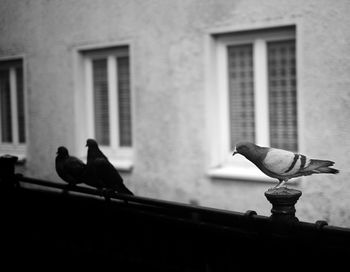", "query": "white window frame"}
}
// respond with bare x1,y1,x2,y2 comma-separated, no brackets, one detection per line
0,56,26,160
207,27,297,181
75,45,133,170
